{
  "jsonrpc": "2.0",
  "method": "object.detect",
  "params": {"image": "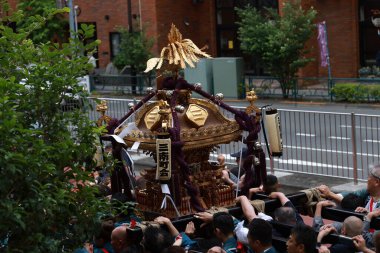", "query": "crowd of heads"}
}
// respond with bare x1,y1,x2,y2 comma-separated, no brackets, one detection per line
247,218,273,252
141,226,173,253
212,212,235,240
82,145,380,253
287,225,317,253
